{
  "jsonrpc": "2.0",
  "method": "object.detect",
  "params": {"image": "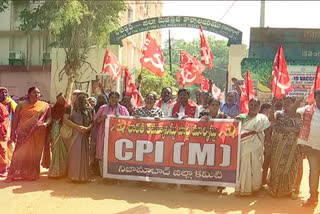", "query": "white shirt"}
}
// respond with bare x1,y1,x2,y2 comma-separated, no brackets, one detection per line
297,105,320,150
159,100,175,118
177,105,200,119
